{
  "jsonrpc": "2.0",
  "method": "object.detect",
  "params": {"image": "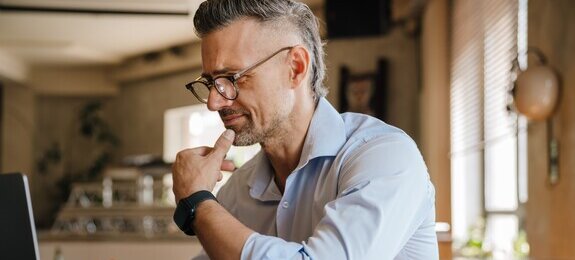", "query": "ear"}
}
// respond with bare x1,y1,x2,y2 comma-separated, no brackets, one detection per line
288,46,310,89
